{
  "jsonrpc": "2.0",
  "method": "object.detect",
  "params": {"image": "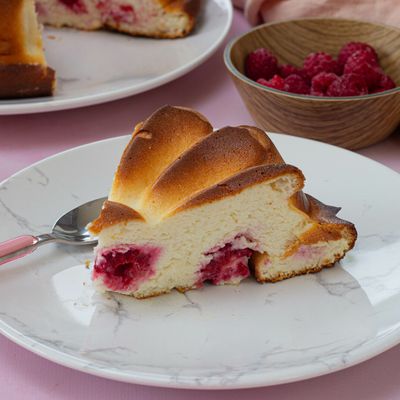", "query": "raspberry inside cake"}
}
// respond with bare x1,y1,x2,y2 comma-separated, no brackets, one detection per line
199,242,253,286
93,244,162,292
93,237,255,294
89,106,357,299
